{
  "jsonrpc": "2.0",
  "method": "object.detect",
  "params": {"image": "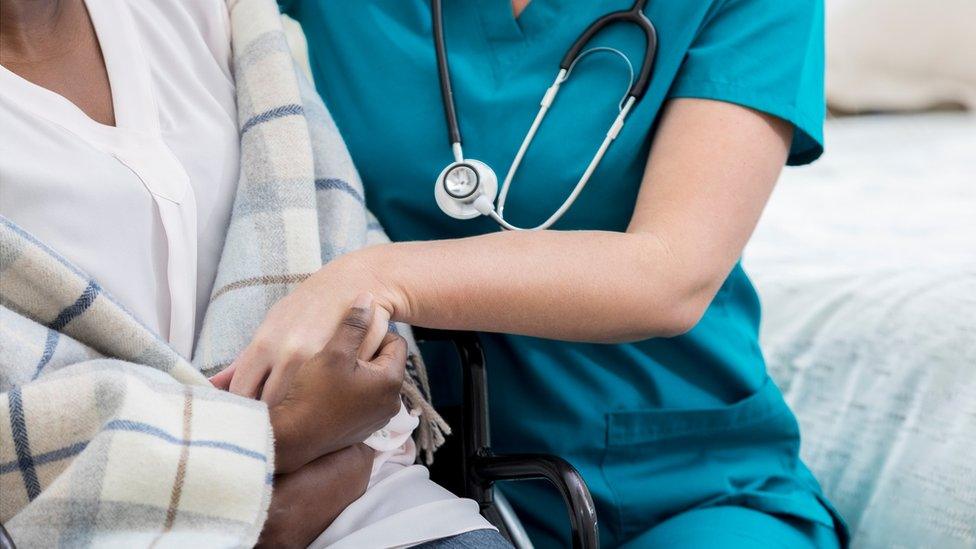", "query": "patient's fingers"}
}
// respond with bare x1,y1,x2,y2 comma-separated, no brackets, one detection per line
359,305,391,361
367,331,407,384
327,293,374,358
365,332,408,422
261,357,299,406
